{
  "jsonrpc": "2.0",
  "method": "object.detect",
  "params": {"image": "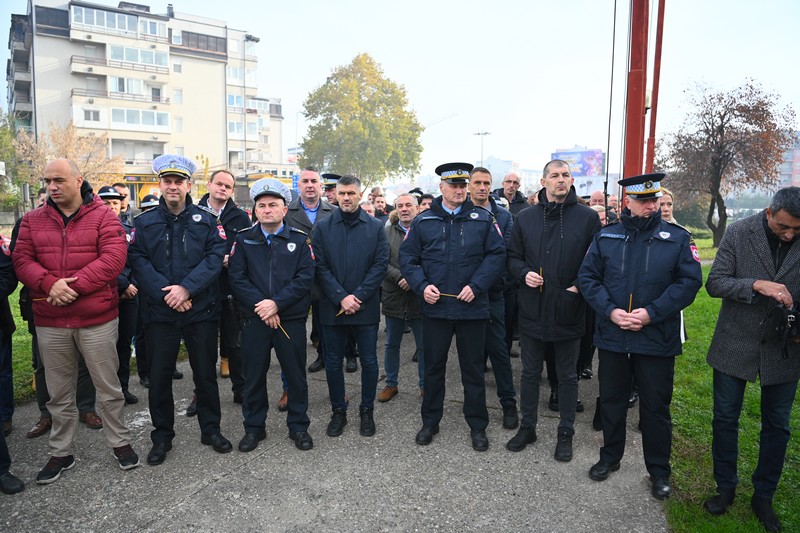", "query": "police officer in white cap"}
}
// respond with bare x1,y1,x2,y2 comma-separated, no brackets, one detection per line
128,154,231,465
228,178,316,451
